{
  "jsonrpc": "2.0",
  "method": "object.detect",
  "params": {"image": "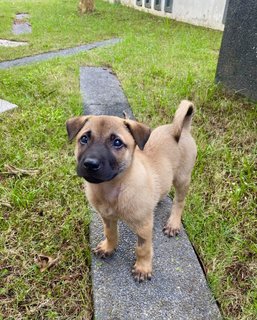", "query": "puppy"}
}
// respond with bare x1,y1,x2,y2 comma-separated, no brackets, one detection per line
66,100,197,282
